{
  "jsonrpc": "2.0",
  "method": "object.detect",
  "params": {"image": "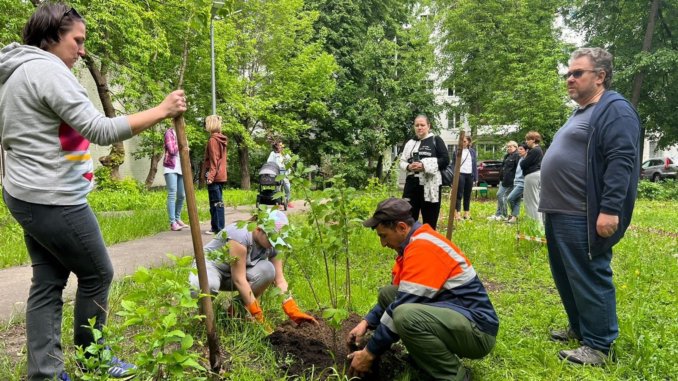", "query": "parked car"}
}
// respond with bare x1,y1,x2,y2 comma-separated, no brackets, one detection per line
477,160,502,186
641,157,677,182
